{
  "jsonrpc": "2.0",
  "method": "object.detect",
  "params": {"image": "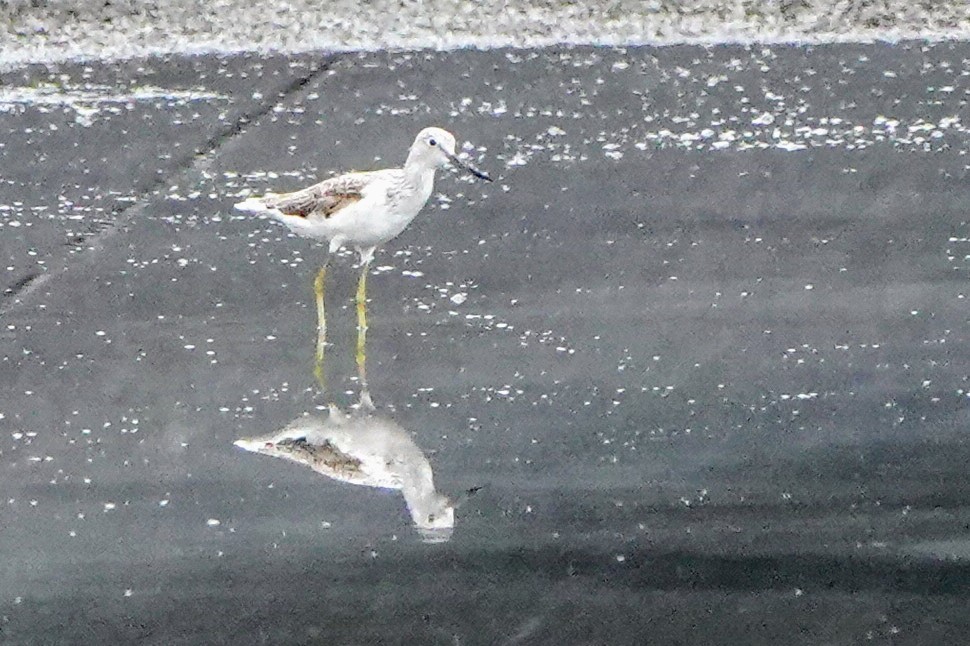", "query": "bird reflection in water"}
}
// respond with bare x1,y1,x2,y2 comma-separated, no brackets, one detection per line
234,288,477,543
234,389,478,543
